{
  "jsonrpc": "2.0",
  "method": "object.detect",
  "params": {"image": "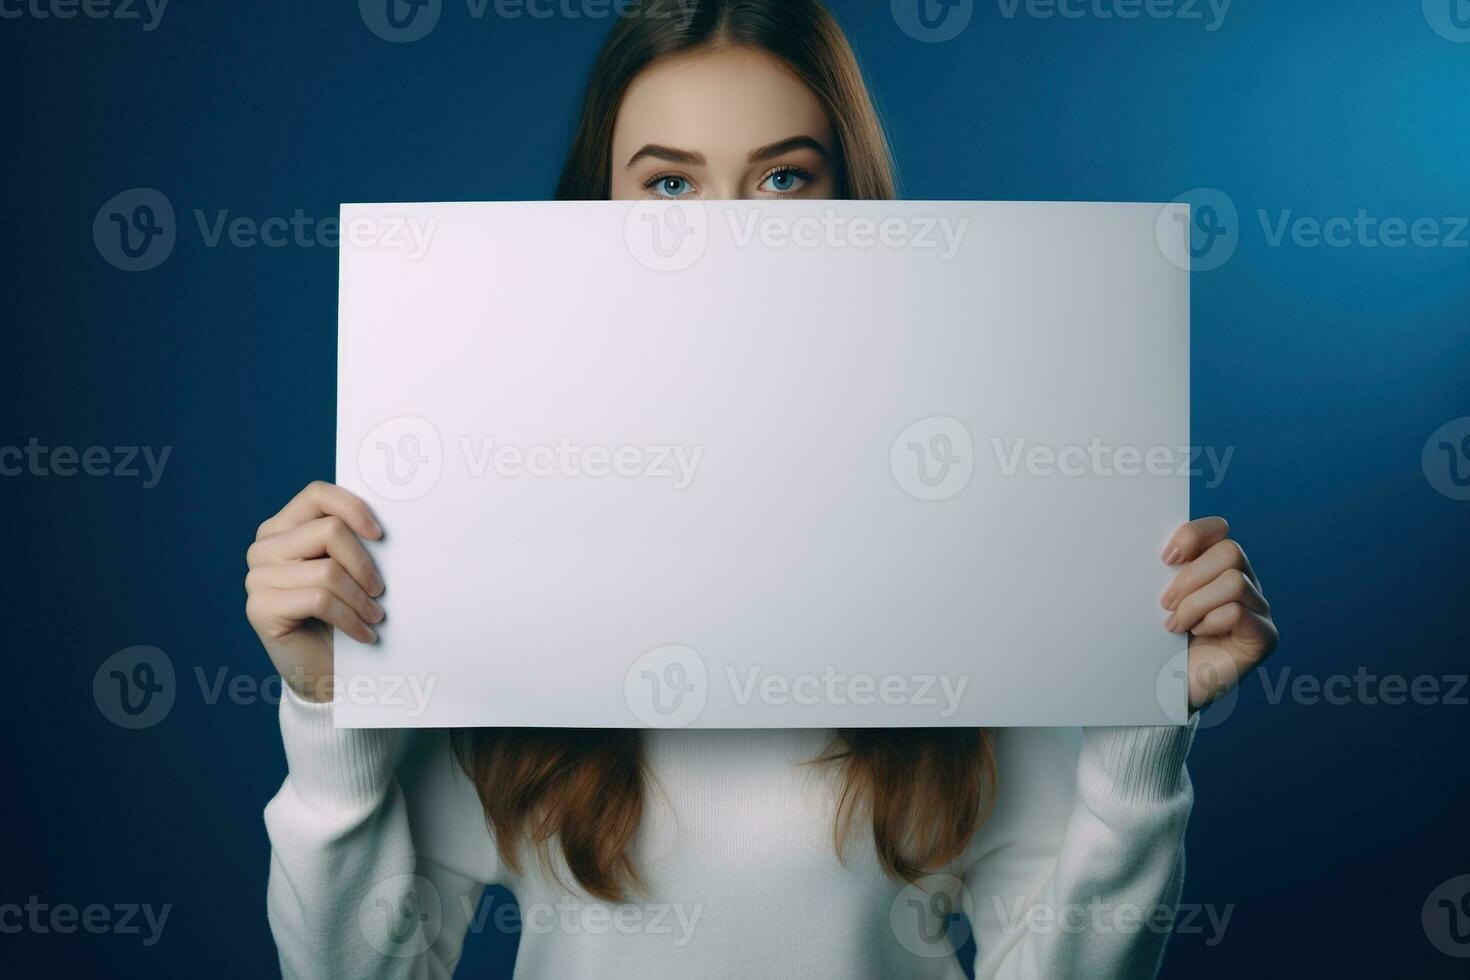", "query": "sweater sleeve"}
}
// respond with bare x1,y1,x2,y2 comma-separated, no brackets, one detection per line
961,721,1198,980
263,685,496,980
